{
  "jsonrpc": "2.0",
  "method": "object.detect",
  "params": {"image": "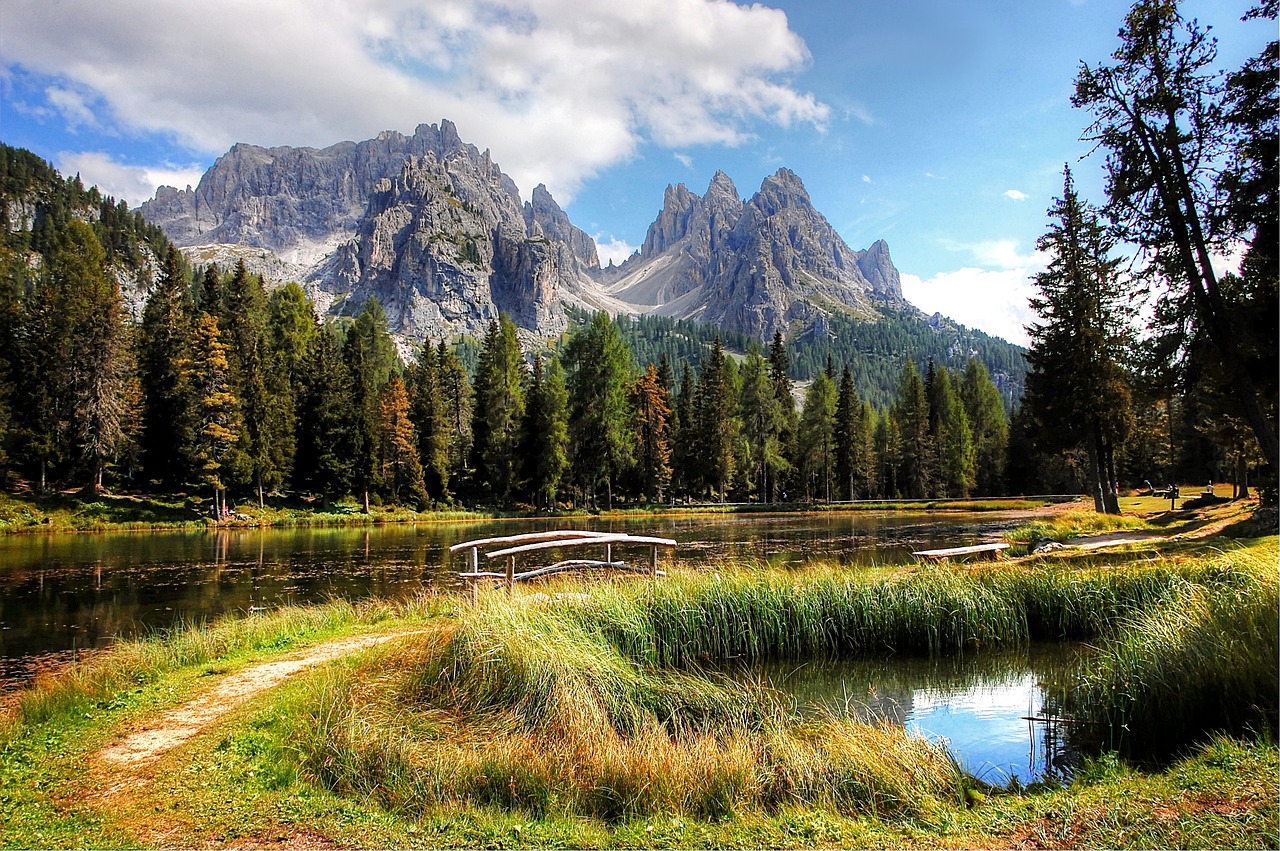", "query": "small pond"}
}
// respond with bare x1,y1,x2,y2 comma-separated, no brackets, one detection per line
750,644,1086,785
